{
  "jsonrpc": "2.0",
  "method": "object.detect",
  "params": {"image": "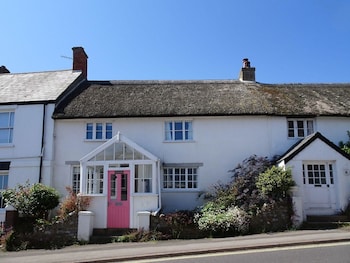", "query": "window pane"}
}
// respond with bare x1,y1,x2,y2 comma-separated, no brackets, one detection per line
96,123,103,139
0,113,9,127
86,123,93,139
307,121,314,135
106,123,112,139
165,122,172,140
297,121,304,137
